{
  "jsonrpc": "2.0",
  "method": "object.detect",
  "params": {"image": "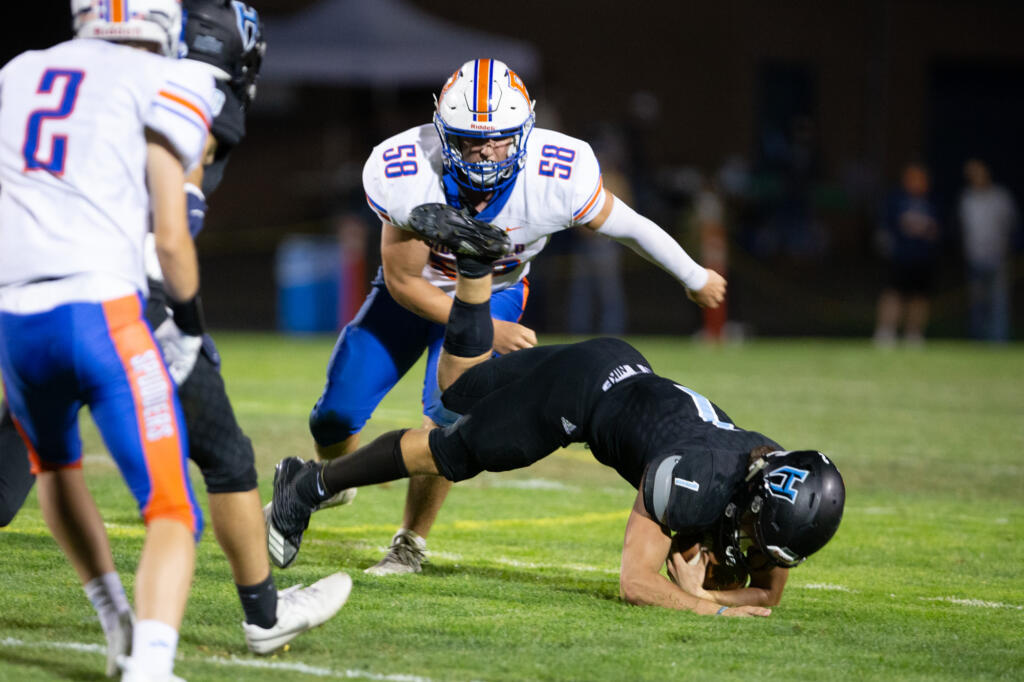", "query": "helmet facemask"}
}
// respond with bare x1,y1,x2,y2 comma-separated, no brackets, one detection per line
715,496,802,572
433,113,534,192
